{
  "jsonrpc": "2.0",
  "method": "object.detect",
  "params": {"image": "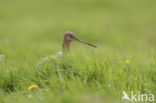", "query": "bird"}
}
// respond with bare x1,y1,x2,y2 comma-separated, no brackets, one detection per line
43,32,97,61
